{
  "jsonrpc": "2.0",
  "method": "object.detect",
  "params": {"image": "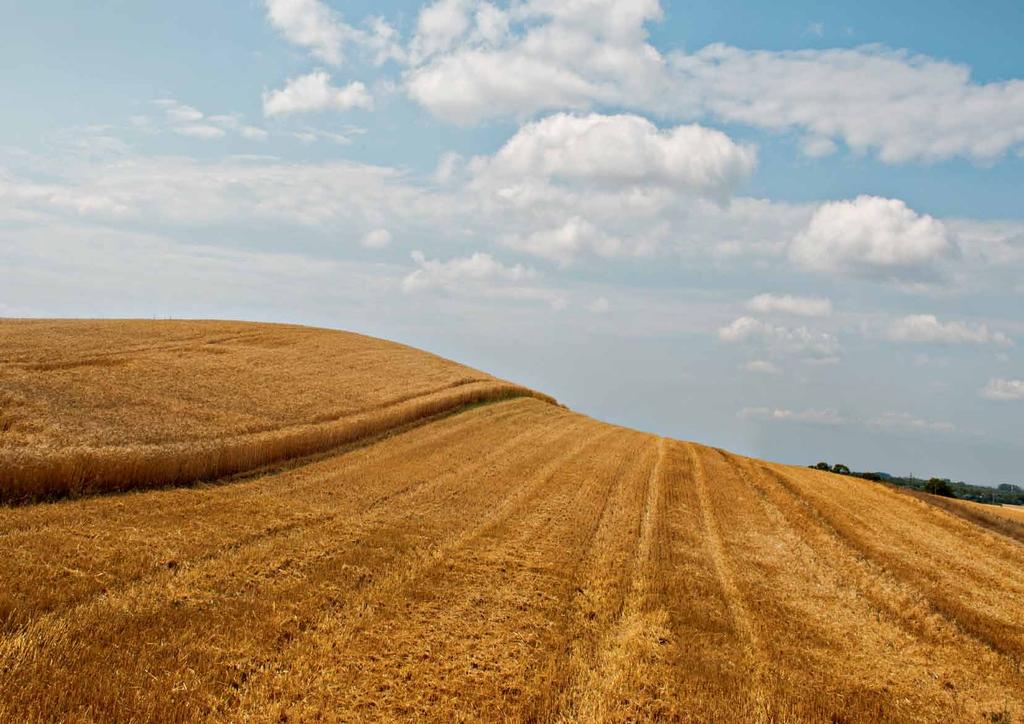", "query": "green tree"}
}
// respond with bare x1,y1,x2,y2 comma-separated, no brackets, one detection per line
924,478,955,497
832,464,851,475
